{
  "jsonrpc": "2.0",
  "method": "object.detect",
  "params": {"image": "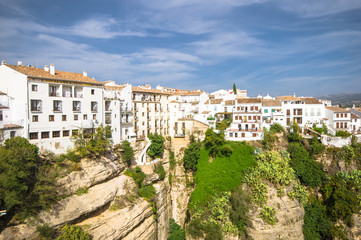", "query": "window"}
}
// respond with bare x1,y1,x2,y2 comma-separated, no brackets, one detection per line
255,106,258,111
41,132,50,139
264,109,268,113
74,114,78,120
31,100,42,111
271,109,275,112
83,114,87,120
53,100,62,111
229,132,233,137
62,115,67,121
49,85,58,96
91,102,98,112
10,131,16,138
49,115,54,122
235,116,239,120
91,89,95,95
32,85,38,91
72,129,78,136
336,113,339,118
32,115,38,122
235,133,238,138
242,133,245,137
105,113,111,124
30,132,38,139
93,114,97,120
287,109,290,116
105,101,111,111
53,131,60,138
253,133,257,137
63,130,70,137
73,101,81,111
